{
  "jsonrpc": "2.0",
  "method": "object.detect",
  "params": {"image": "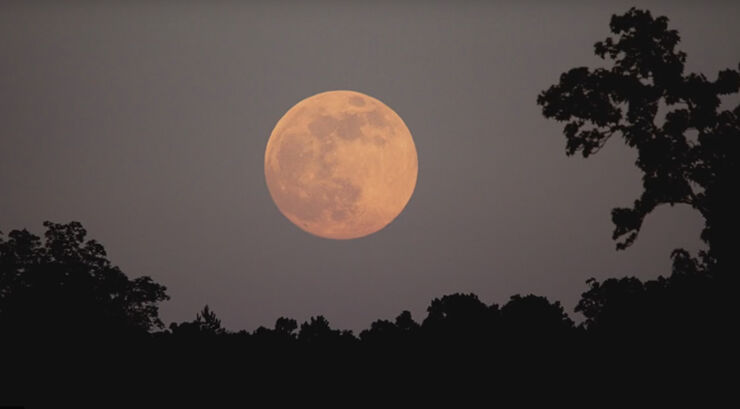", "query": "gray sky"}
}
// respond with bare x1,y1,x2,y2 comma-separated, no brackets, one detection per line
1,1,737,332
